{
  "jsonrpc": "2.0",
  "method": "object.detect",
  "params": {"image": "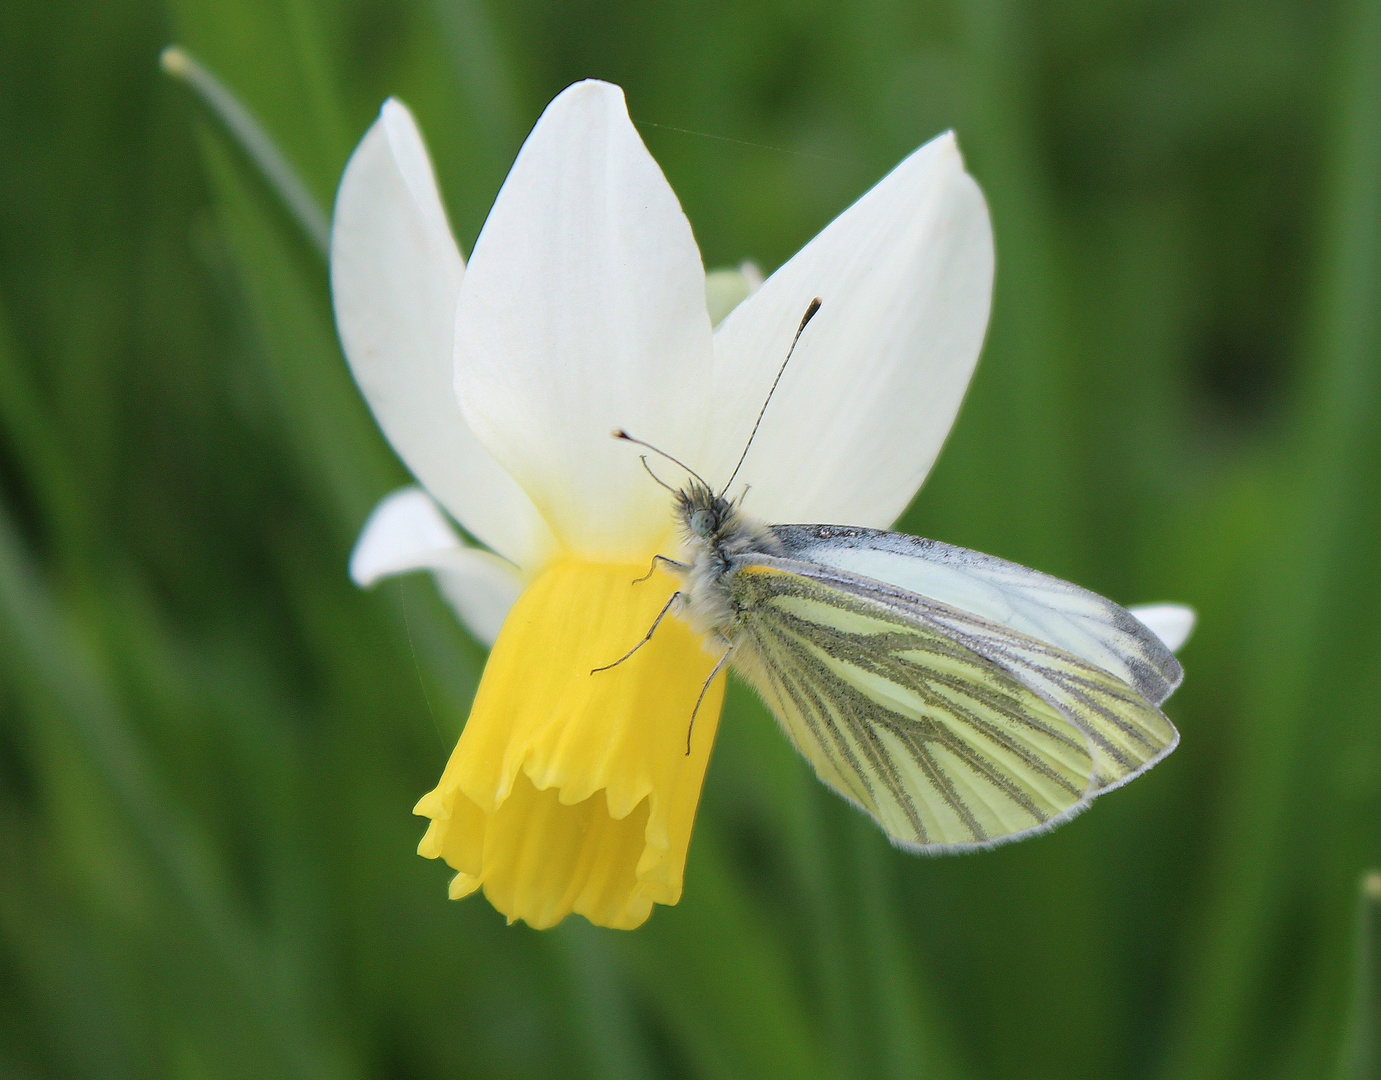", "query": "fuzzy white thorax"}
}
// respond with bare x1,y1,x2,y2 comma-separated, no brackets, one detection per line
670,481,782,644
